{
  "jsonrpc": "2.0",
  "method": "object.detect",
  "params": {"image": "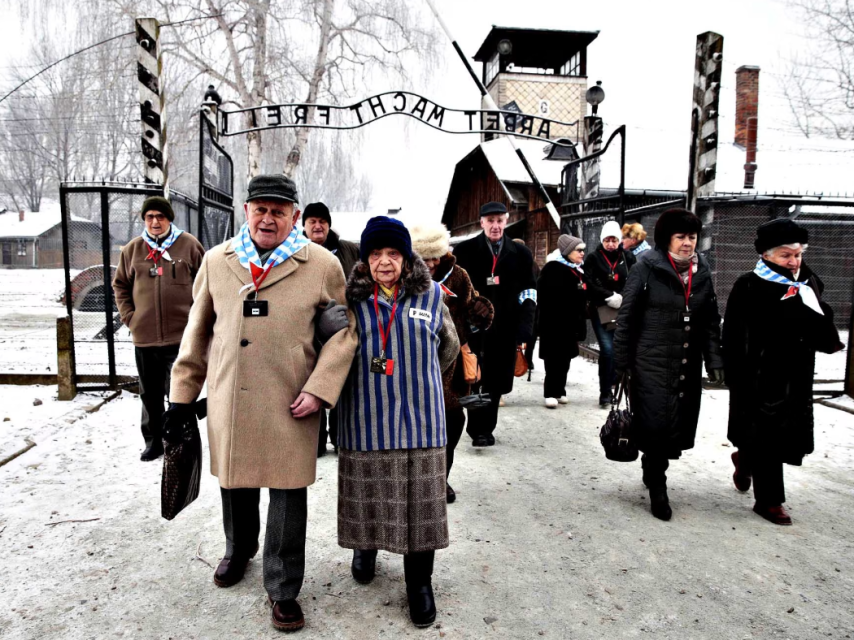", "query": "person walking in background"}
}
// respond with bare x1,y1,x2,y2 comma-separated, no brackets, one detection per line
411,222,494,504
453,202,536,446
337,216,459,627
536,235,589,409
302,201,360,457
166,175,358,632
723,219,844,526
112,196,204,461
613,208,724,521
584,220,636,407
622,222,651,256
513,237,540,376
